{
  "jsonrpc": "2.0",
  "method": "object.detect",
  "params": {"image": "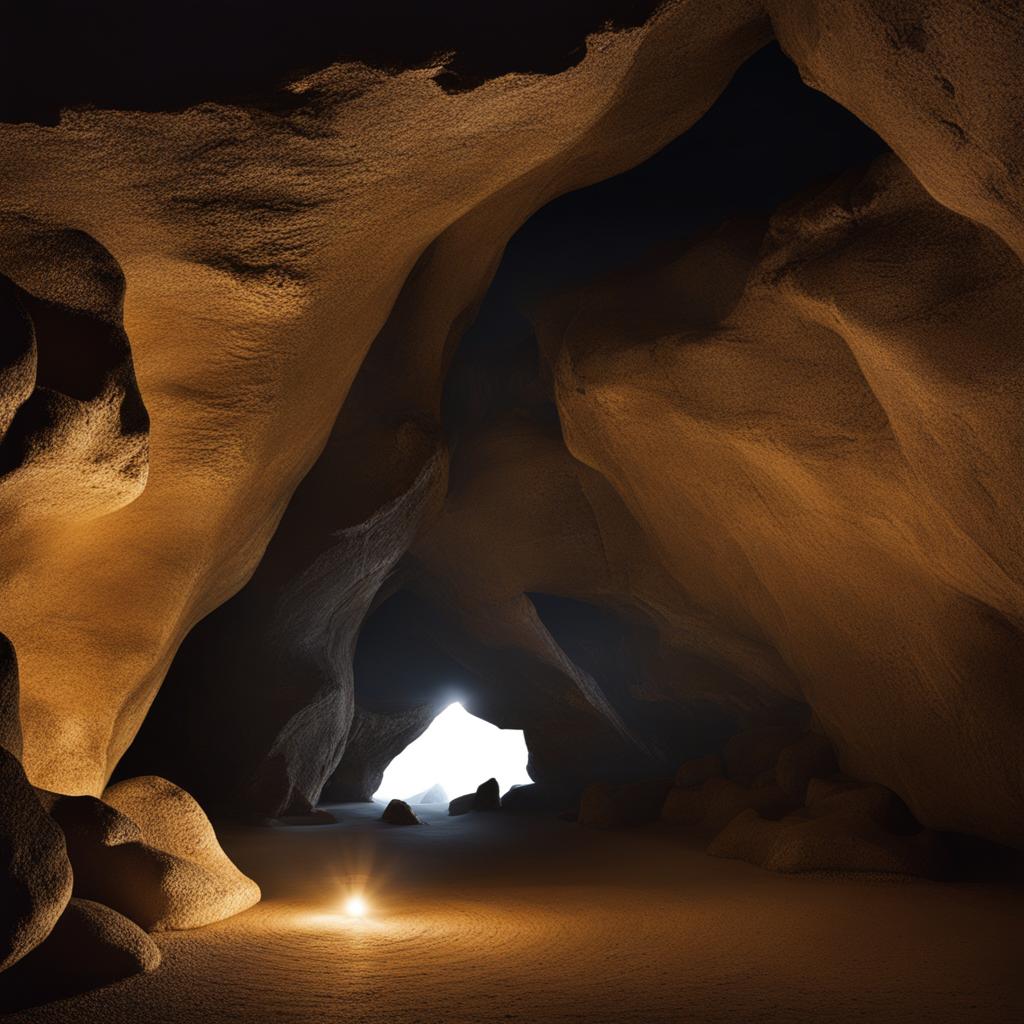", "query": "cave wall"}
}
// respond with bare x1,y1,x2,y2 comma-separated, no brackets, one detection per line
0,0,767,797
0,0,1021,898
